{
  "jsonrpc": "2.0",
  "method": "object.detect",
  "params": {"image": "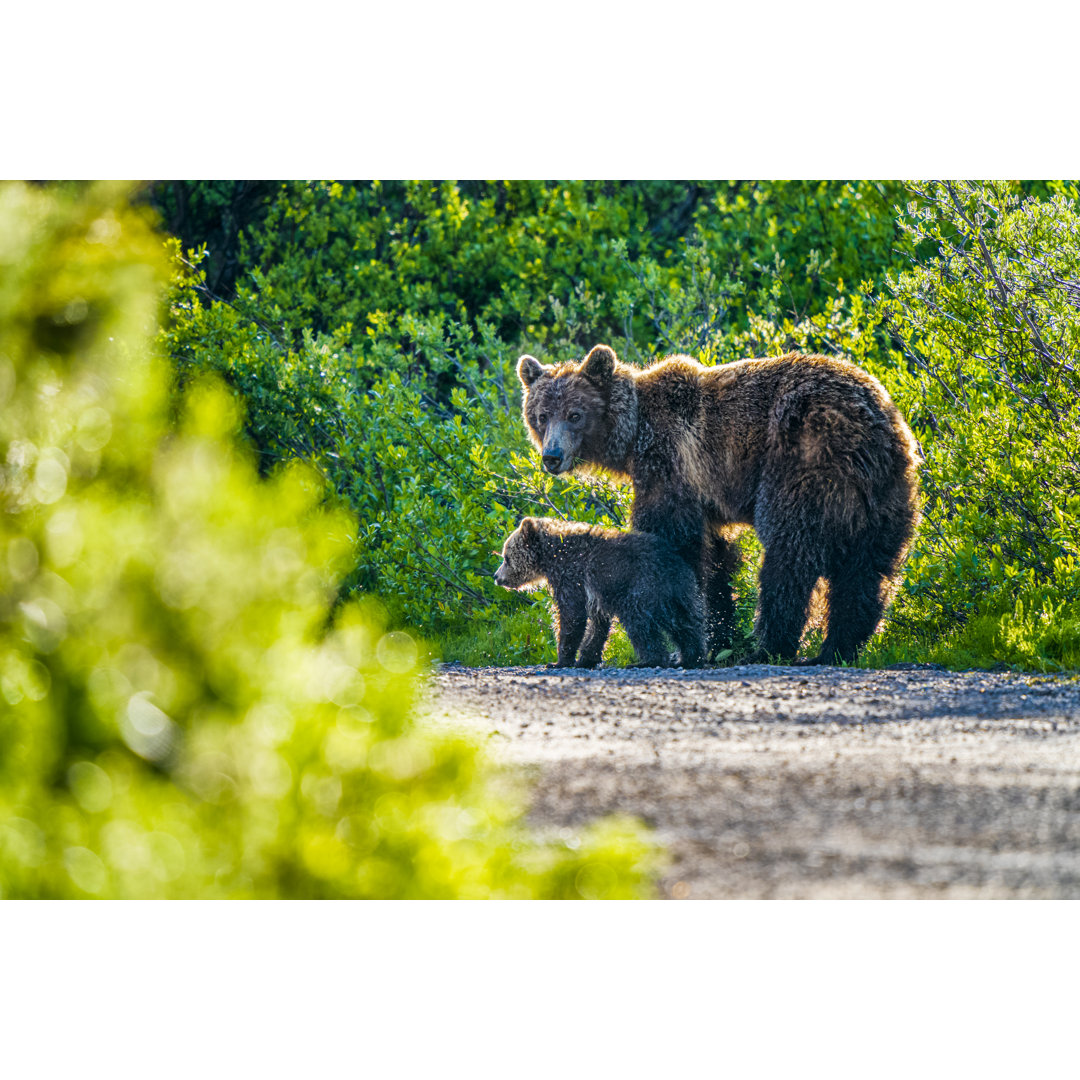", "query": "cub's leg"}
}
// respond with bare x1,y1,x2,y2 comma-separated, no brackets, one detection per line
621,614,670,668
702,531,740,657
551,585,587,668
671,592,706,668
576,613,612,669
